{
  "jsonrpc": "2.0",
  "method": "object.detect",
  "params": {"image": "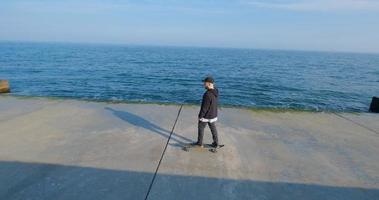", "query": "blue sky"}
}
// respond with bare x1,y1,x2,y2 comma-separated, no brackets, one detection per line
0,0,379,53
